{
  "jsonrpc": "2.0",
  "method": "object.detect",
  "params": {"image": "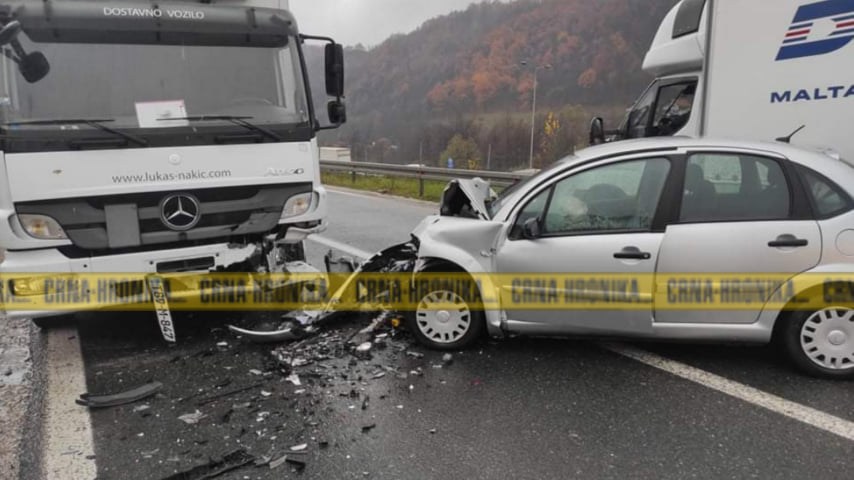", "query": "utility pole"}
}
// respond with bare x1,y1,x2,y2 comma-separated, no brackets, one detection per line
521,61,551,170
